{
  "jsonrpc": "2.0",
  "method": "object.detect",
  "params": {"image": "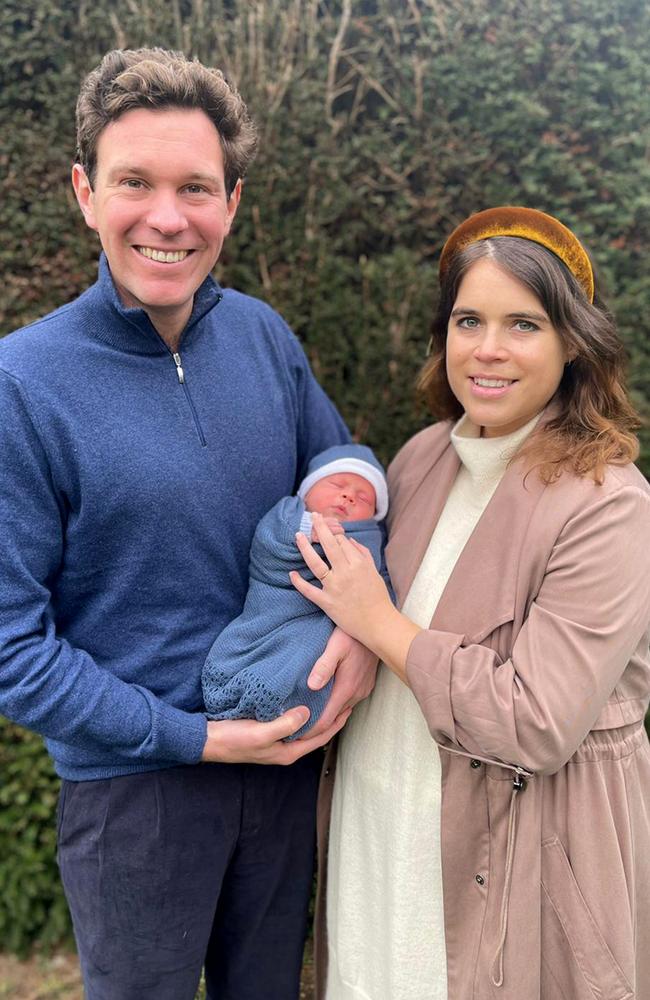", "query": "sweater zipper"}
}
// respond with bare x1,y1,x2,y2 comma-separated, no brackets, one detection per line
171,350,206,446
172,352,185,384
